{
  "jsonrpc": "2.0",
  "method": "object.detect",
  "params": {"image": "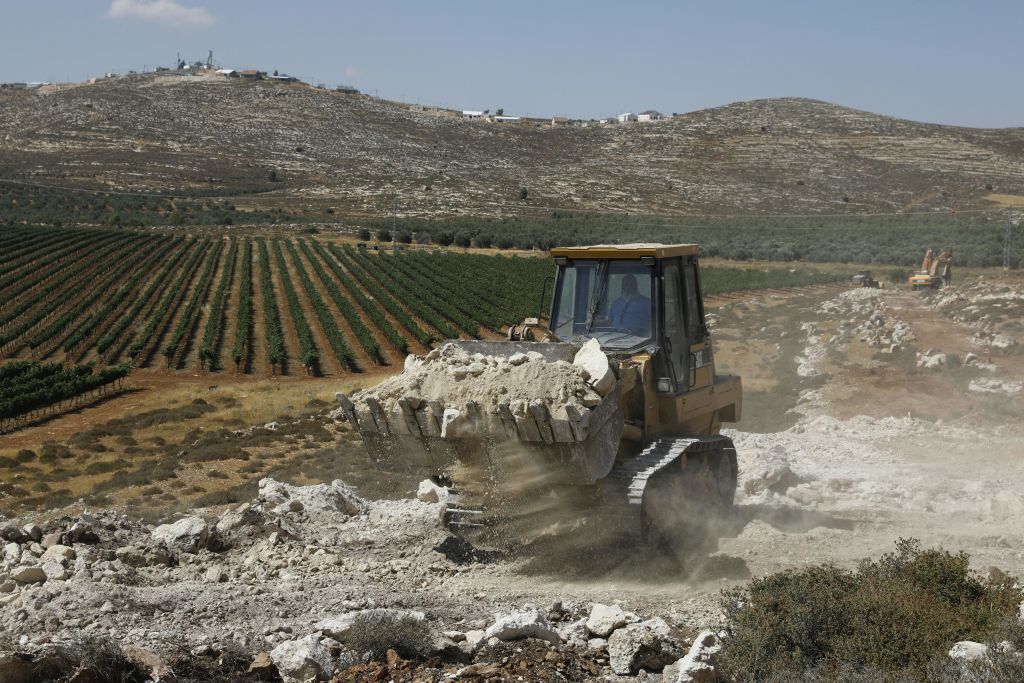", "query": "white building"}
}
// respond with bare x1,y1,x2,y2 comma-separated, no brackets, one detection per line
493,115,521,123
462,110,486,119
637,110,664,122
618,112,637,123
